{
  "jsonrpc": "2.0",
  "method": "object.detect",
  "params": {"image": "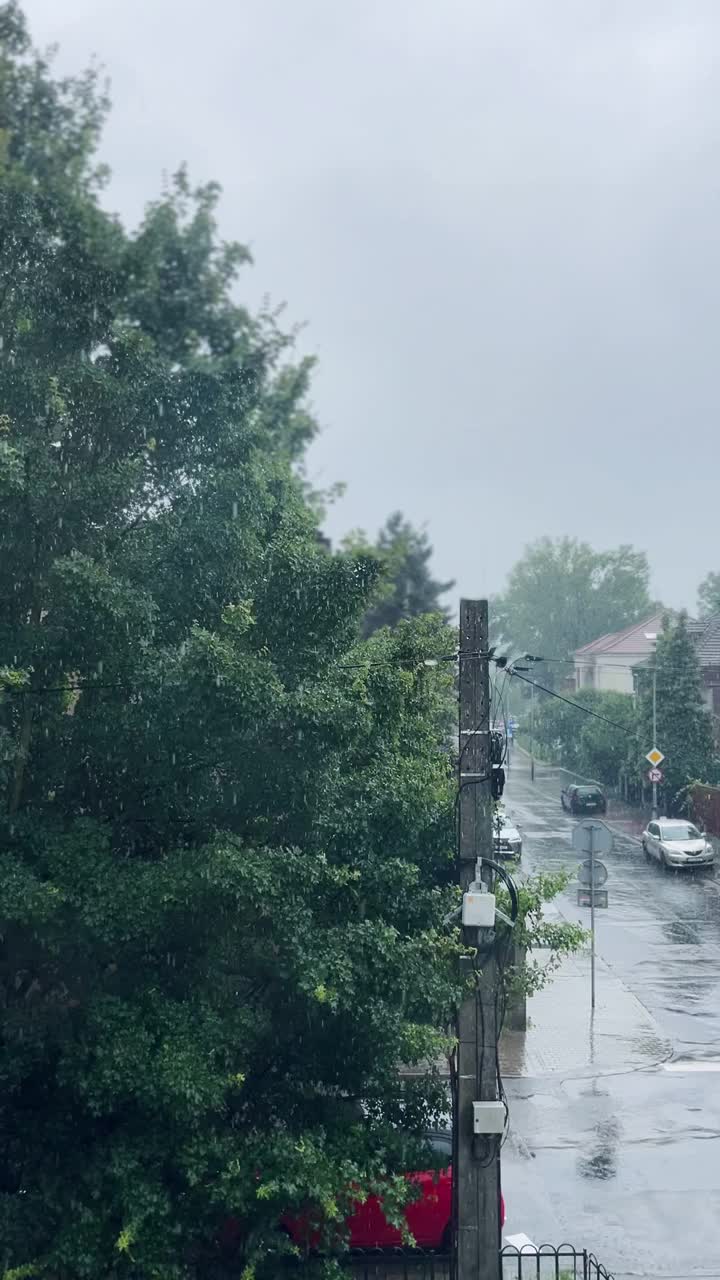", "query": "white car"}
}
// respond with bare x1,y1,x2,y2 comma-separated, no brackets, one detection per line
494,811,522,859
642,819,714,871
